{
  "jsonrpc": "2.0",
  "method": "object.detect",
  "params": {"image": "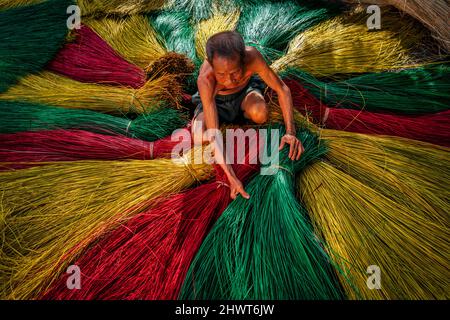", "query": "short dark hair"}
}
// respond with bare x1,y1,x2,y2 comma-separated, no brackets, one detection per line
206,31,246,65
